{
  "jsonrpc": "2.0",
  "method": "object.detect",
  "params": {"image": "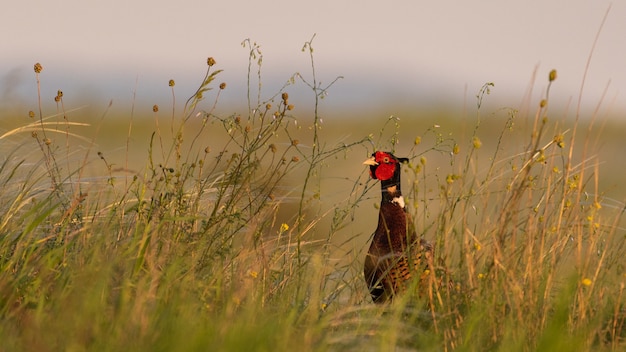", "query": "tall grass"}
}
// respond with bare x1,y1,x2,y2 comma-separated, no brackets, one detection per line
0,39,624,351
